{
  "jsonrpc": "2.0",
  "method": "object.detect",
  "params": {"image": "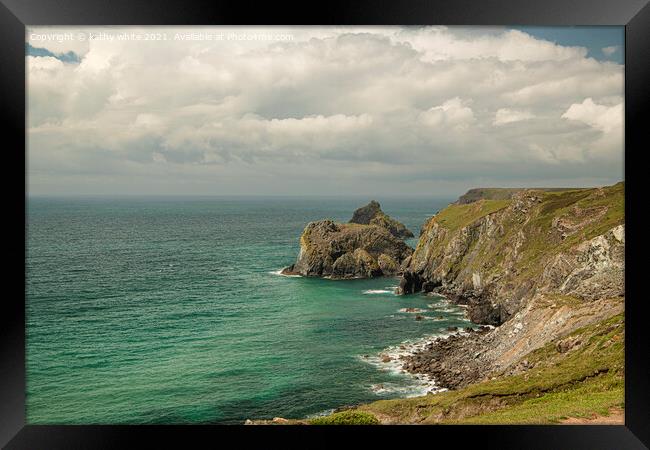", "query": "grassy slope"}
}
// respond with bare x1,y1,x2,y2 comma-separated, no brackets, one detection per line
457,187,584,204
355,312,624,424
434,199,511,231
416,182,624,282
